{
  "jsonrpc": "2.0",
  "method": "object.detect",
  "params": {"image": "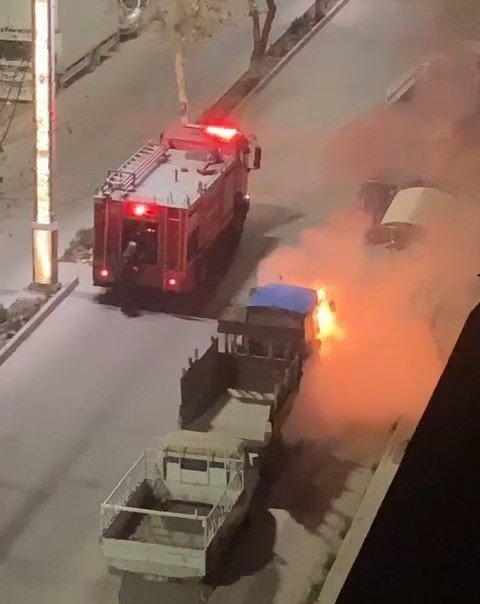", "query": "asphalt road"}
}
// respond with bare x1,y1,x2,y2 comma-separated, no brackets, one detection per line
0,0,314,288
0,1,445,603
